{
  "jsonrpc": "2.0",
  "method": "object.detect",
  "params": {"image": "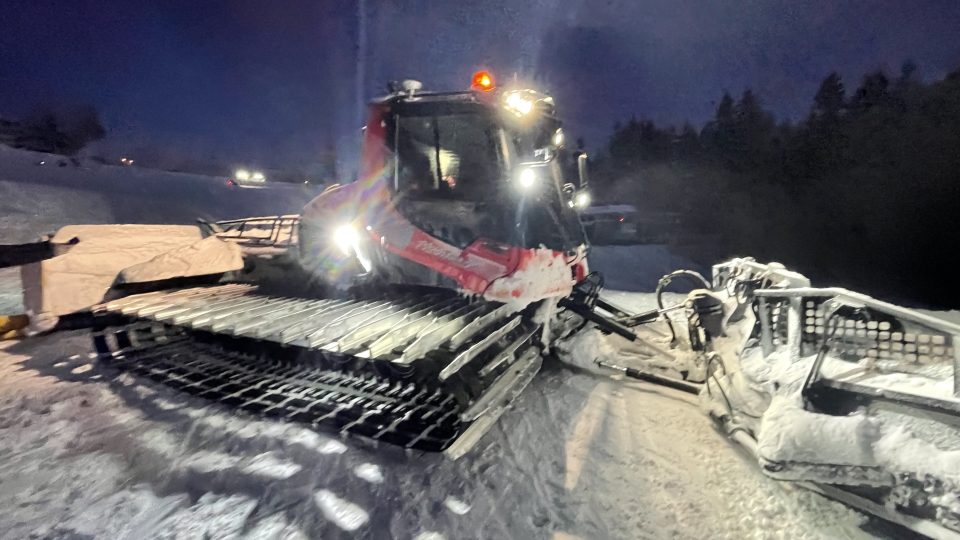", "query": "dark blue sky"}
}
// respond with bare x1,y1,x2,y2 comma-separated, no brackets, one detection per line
2,0,959,174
